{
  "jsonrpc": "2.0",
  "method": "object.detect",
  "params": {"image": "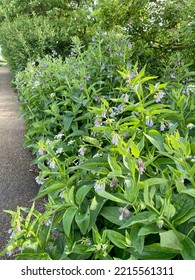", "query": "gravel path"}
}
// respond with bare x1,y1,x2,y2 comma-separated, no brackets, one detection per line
0,66,42,259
